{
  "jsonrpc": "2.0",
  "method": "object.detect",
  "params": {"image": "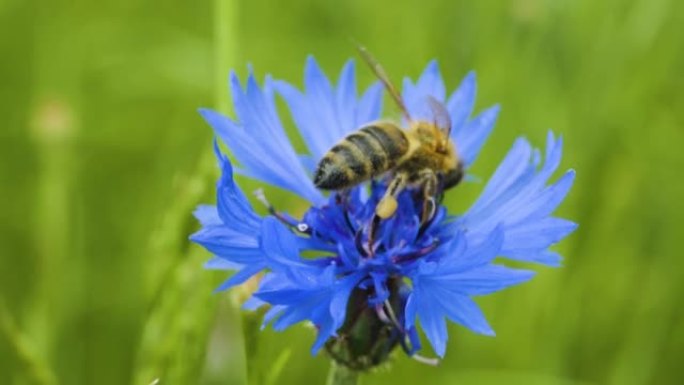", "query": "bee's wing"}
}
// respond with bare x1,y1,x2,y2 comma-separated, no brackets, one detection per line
356,44,411,122
426,95,452,140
